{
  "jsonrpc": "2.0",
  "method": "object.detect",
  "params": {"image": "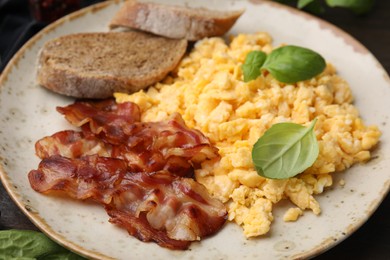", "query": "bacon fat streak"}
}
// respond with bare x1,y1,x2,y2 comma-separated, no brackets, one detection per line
29,99,226,250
